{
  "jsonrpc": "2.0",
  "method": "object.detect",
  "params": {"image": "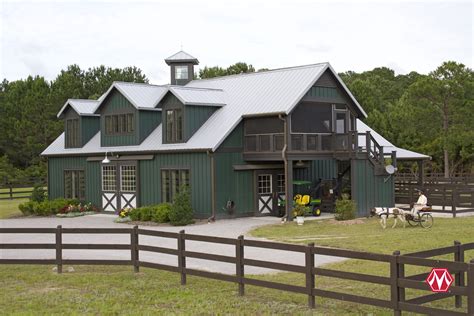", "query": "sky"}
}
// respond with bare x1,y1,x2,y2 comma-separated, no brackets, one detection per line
0,0,472,84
